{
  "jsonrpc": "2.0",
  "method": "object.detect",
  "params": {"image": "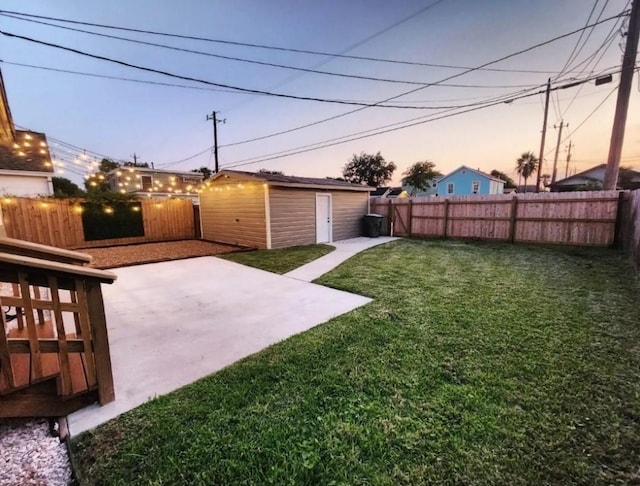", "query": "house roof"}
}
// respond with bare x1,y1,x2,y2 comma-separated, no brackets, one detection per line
549,163,640,188
212,169,372,191
438,165,504,184
0,130,53,173
0,69,15,144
